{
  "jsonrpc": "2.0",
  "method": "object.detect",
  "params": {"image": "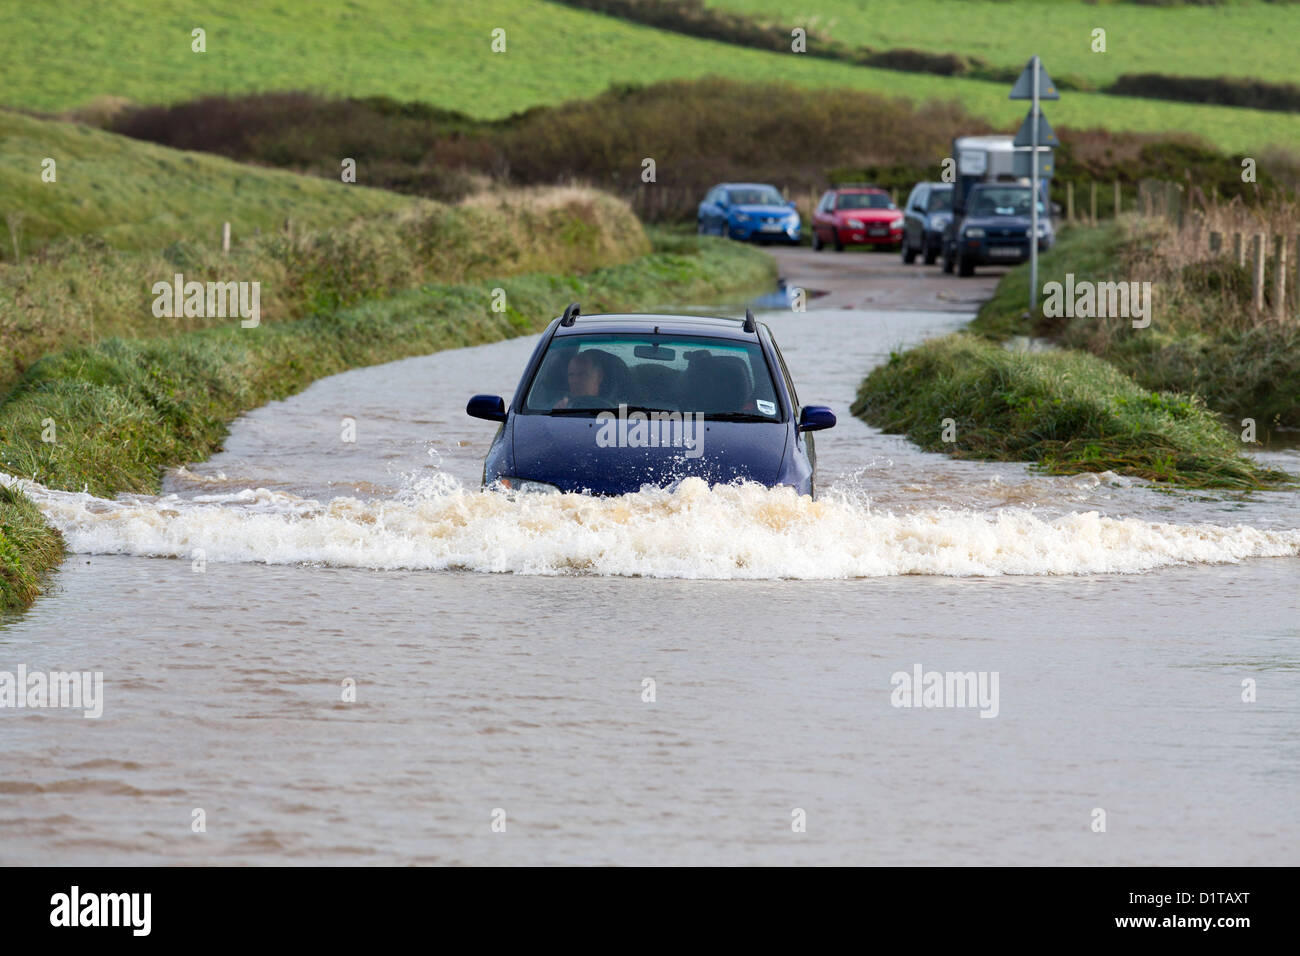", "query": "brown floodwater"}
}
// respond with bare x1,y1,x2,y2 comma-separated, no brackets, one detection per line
2,306,1297,865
